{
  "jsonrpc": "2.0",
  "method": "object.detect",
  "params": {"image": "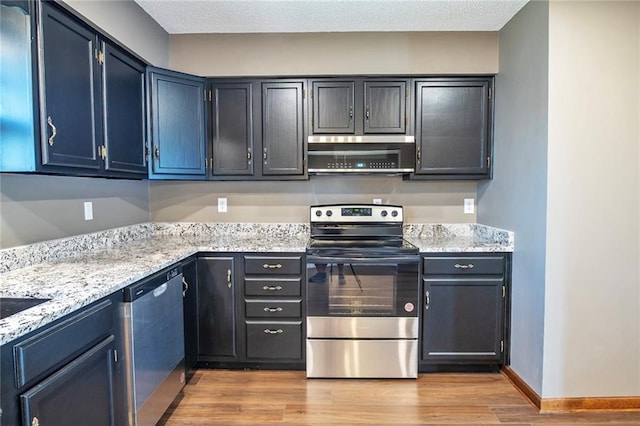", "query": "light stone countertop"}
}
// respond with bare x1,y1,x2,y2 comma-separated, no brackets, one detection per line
0,222,513,346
